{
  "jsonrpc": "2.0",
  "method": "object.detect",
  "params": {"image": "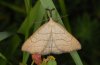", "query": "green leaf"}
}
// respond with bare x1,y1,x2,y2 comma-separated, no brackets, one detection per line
0,32,12,42
41,61,47,65
9,34,21,55
47,60,57,65
39,0,83,65
0,33,21,65
0,53,7,60
0,53,12,65
24,0,32,14
70,51,83,65
58,0,71,32
0,34,21,65
18,1,45,64
18,1,45,37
